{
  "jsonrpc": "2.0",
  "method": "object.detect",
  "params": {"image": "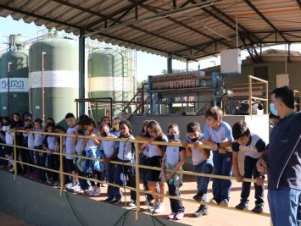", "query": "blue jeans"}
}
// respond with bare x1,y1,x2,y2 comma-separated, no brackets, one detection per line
268,187,301,226
194,159,213,202
212,151,232,202
106,161,121,200
167,182,185,213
